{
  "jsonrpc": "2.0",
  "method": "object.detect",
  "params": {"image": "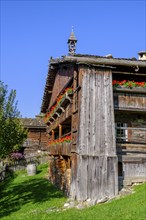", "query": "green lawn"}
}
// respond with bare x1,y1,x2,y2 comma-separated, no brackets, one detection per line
0,163,146,220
